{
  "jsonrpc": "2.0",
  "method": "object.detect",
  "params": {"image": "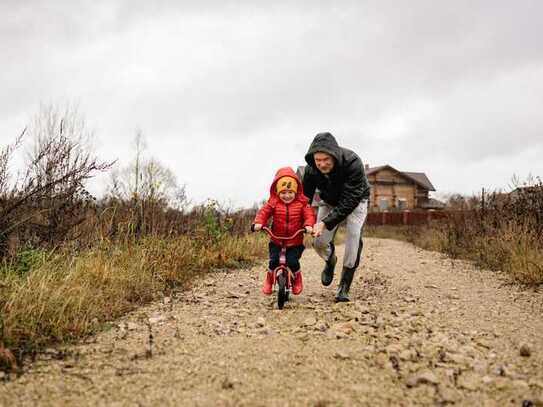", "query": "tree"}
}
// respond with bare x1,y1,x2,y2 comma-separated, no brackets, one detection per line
109,132,187,210
0,105,113,253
